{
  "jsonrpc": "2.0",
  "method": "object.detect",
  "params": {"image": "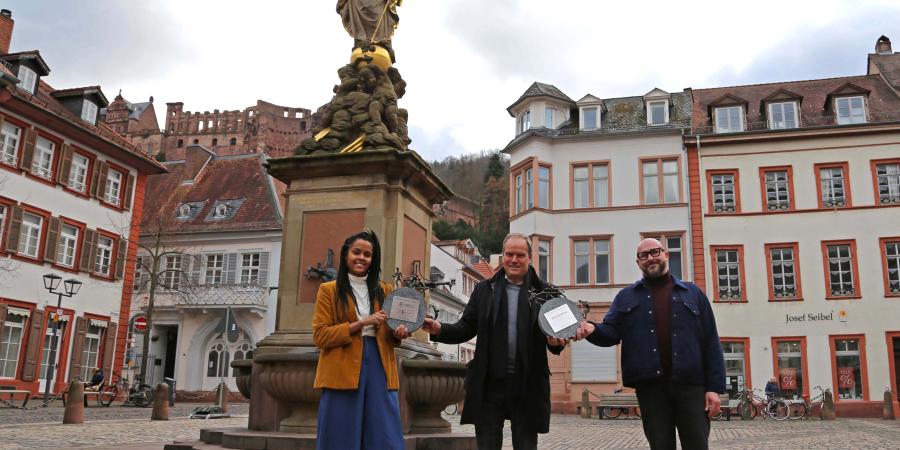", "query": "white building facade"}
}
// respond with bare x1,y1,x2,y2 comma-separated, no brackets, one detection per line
130,149,281,391
504,82,695,412
686,38,900,417
0,15,165,396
